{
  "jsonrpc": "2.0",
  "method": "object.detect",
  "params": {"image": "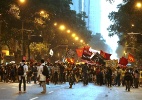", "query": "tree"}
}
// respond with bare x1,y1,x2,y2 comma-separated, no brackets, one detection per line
108,0,142,64
0,0,92,61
